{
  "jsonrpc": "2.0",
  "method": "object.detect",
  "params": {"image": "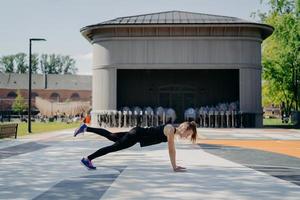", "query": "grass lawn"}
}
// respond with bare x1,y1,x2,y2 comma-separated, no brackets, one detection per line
17,122,81,137
263,118,293,126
